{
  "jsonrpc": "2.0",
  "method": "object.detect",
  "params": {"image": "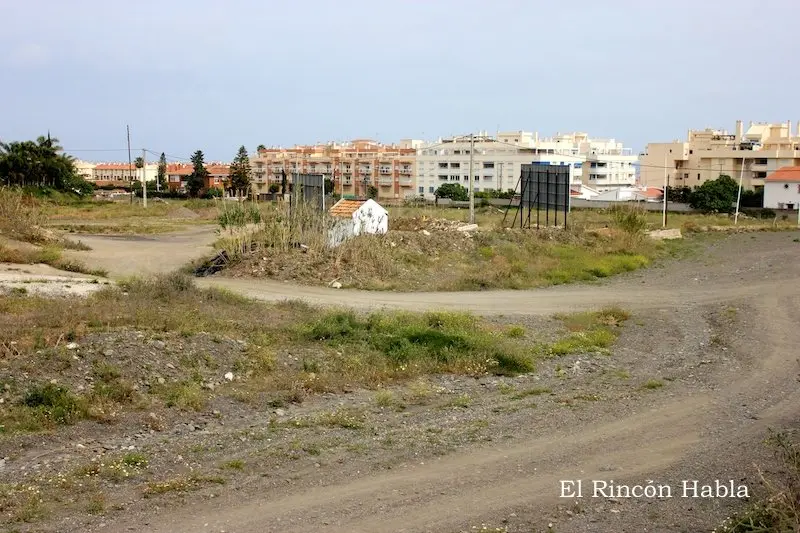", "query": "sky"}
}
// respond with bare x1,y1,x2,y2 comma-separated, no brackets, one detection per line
1,0,797,162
